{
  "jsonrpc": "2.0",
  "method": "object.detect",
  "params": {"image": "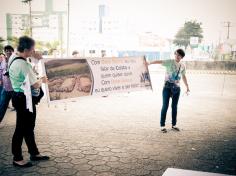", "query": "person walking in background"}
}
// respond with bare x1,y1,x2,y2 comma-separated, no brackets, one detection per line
72,50,79,57
148,49,190,133
0,45,14,128
0,53,6,102
9,36,49,167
